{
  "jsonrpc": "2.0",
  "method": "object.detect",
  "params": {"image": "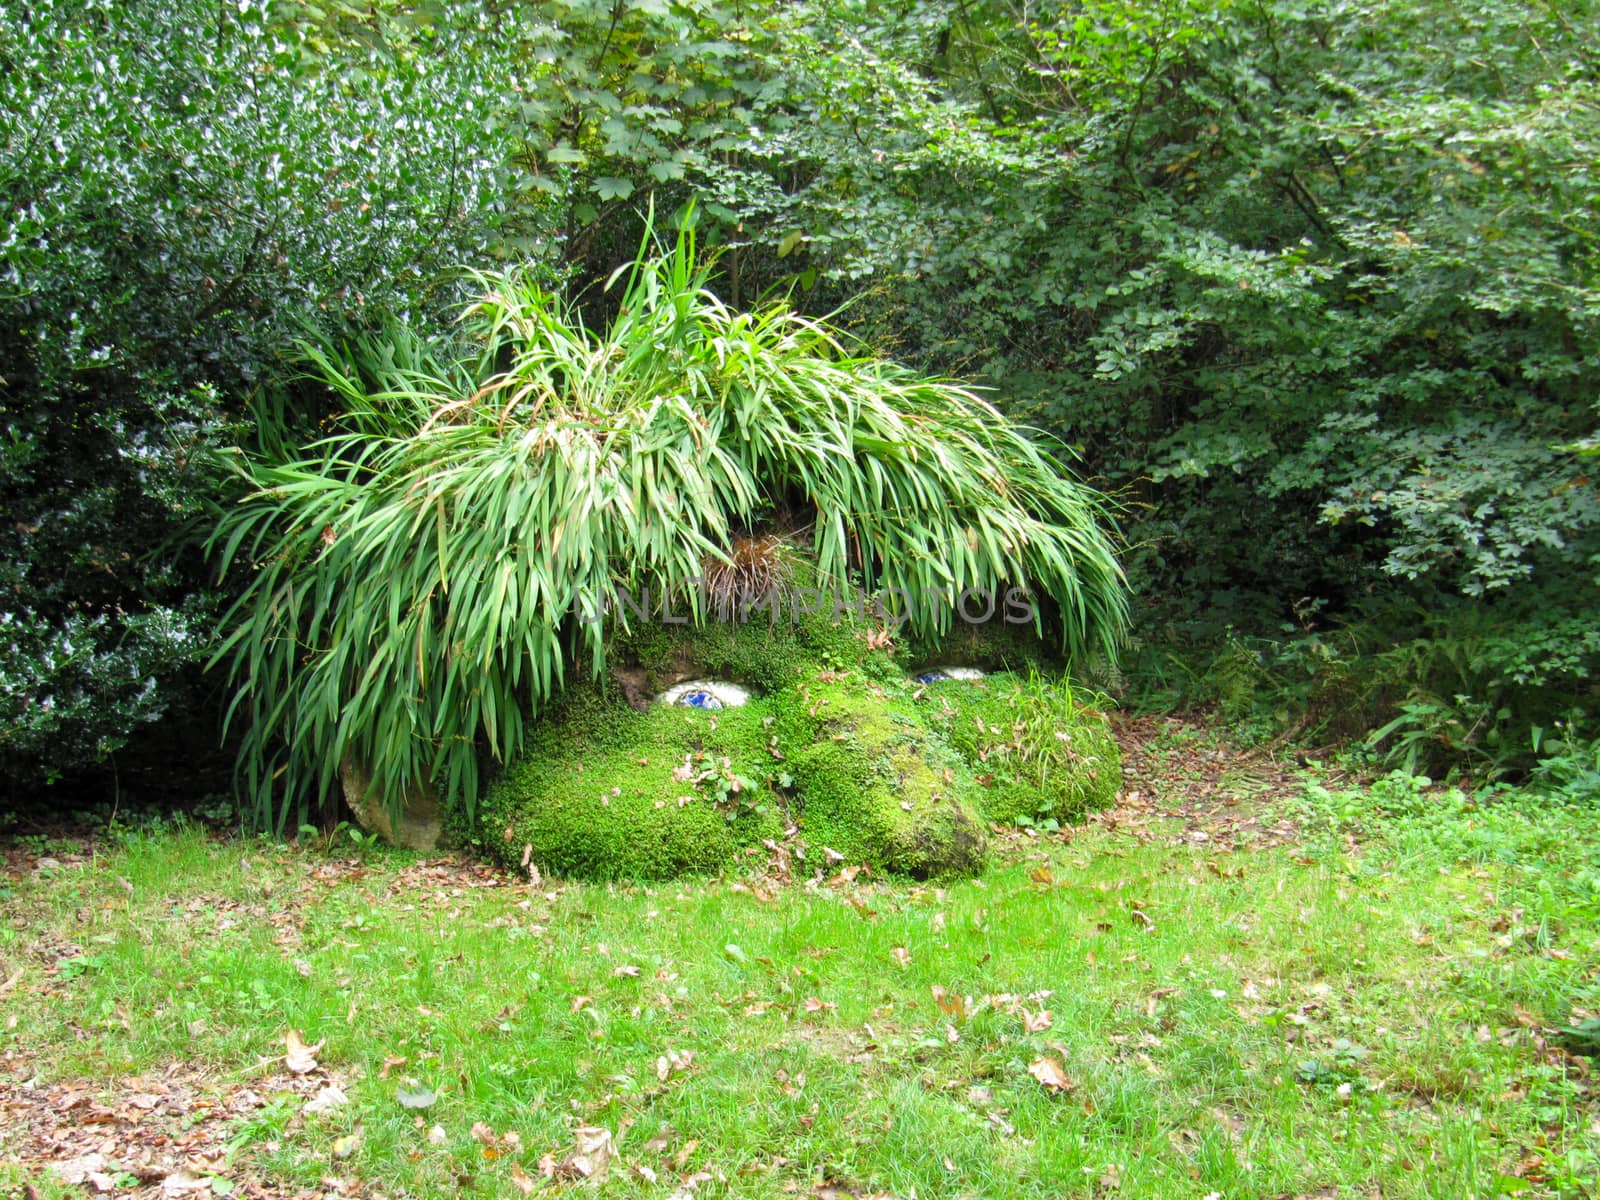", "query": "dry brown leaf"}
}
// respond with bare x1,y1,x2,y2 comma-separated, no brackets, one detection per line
931,984,973,1020
1022,1008,1054,1033
890,946,911,969
656,1047,694,1081
378,1054,407,1079
54,1154,109,1186
509,1161,536,1195
284,1029,323,1074
160,1169,210,1196
1145,986,1177,1019
562,1125,616,1180
304,1084,349,1114
1027,1056,1075,1094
